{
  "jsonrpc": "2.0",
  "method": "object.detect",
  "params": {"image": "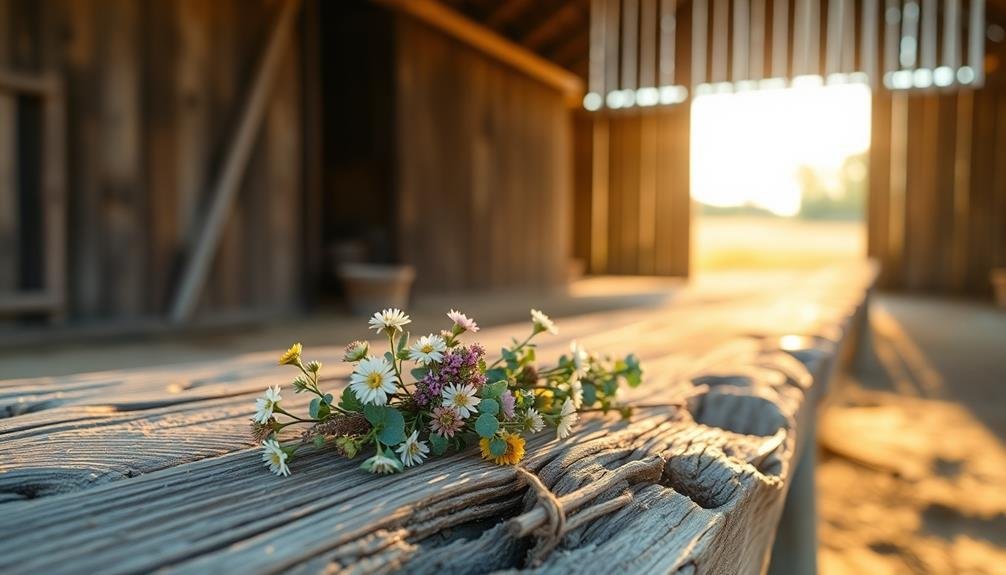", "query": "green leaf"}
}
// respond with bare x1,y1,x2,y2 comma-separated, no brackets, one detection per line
475,413,499,438
489,436,508,457
309,397,322,419
411,367,429,381
582,382,597,406
429,433,449,455
479,397,499,416
485,368,507,383
339,387,363,412
484,380,508,399
323,393,334,405
313,435,326,448
603,378,618,395
384,351,396,365
365,405,406,445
